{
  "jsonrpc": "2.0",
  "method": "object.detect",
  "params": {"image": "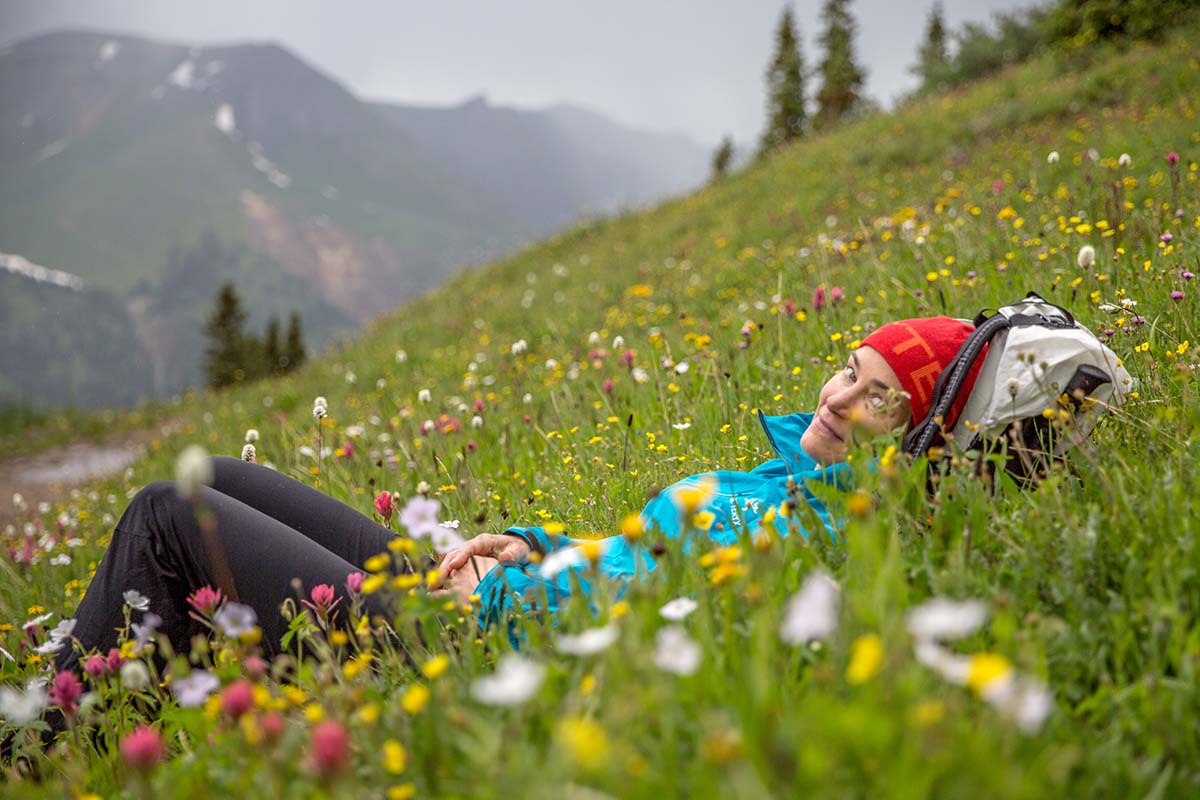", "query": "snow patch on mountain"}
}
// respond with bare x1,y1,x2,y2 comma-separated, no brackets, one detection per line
168,60,195,89
248,141,291,188
214,104,237,137
98,41,120,63
0,253,85,291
